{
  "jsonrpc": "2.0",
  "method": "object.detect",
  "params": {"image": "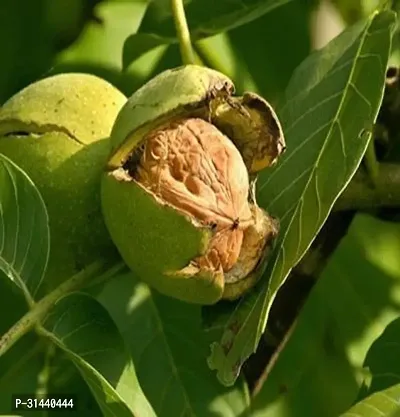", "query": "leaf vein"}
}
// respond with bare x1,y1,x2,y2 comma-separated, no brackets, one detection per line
260,122,331,192
267,167,312,209
285,92,342,135
350,81,372,109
